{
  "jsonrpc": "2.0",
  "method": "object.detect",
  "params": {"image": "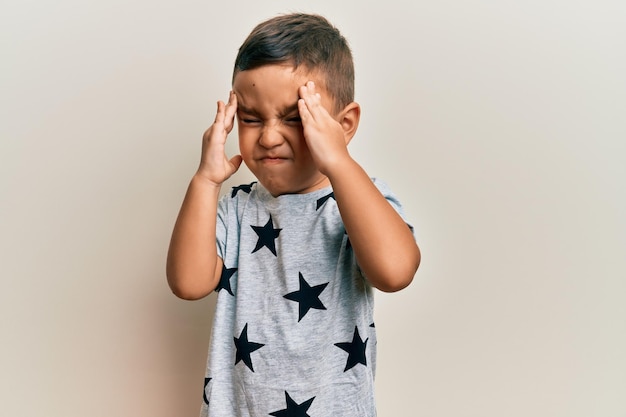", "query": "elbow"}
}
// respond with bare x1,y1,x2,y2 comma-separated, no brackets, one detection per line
166,269,213,301
169,284,210,300
373,269,415,293
372,246,421,293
